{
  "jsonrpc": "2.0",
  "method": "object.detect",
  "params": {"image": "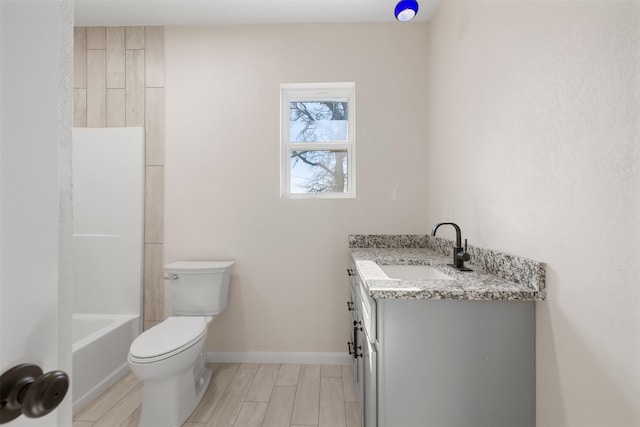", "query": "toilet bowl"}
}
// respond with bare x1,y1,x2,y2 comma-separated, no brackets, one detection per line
127,261,234,427
128,316,213,427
